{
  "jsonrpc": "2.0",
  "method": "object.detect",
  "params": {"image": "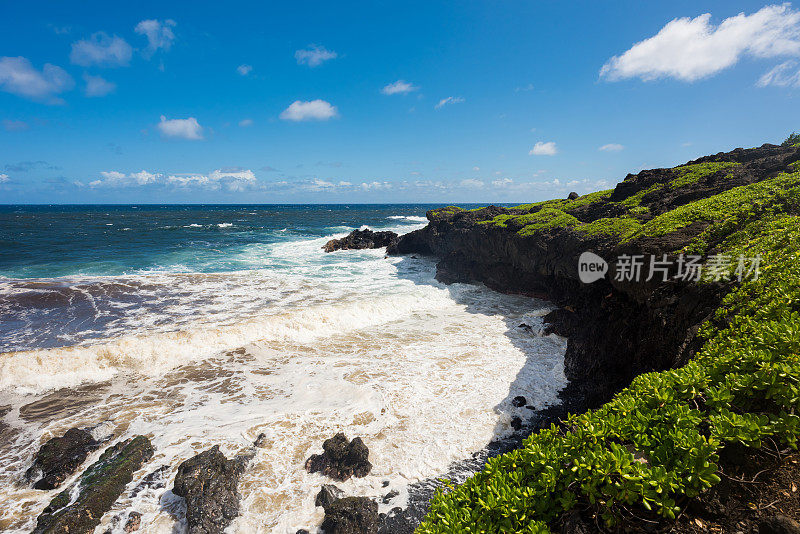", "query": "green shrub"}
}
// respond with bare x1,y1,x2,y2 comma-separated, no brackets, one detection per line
577,217,642,239
417,210,800,534
669,162,739,189
783,132,800,147
620,183,664,208
516,209,580,236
